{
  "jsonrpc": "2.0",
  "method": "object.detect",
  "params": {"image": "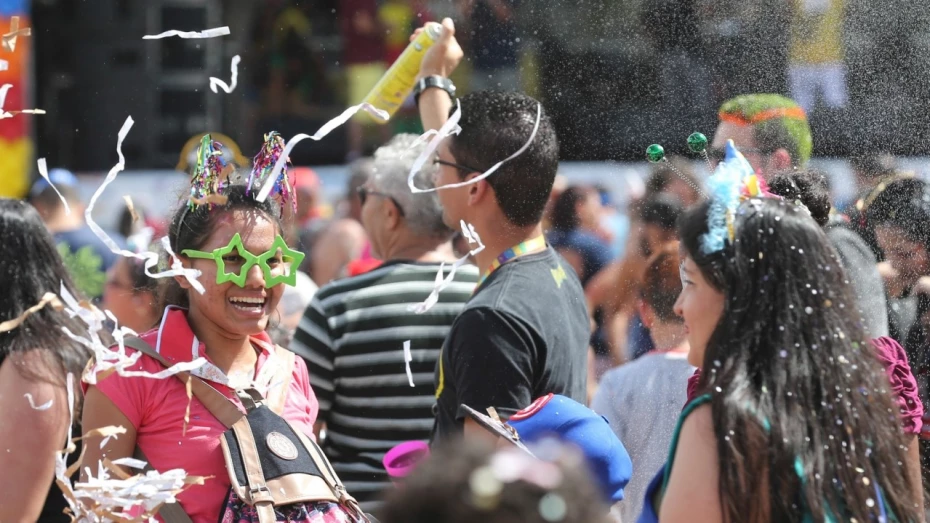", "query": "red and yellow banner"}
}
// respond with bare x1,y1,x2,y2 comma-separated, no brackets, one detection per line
0,0,33,199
